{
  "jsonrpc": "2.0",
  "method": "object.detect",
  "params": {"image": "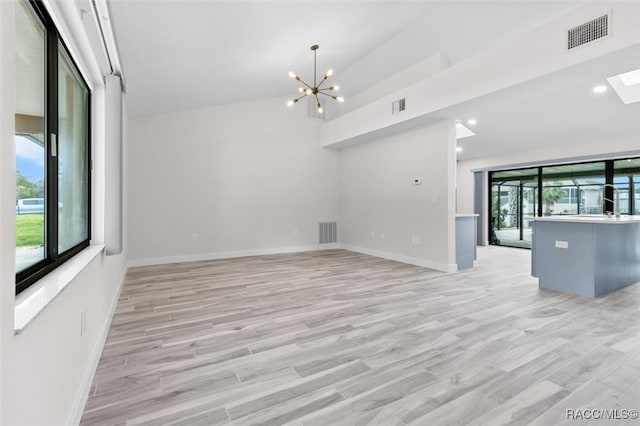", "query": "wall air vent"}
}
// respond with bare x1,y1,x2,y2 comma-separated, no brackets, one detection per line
567,14,609,50
392,98,406,114
319,222,337,244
